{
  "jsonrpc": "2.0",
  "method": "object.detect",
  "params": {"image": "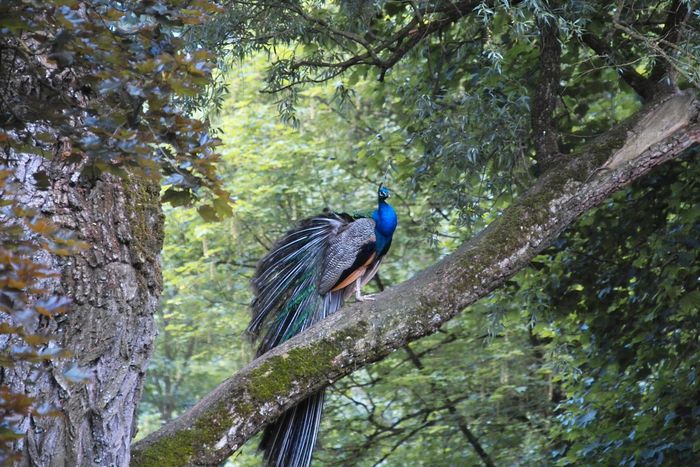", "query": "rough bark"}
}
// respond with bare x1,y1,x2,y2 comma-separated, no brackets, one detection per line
531,18,561,168
1,12,165,465
131,91,700,466
1,151,163,466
